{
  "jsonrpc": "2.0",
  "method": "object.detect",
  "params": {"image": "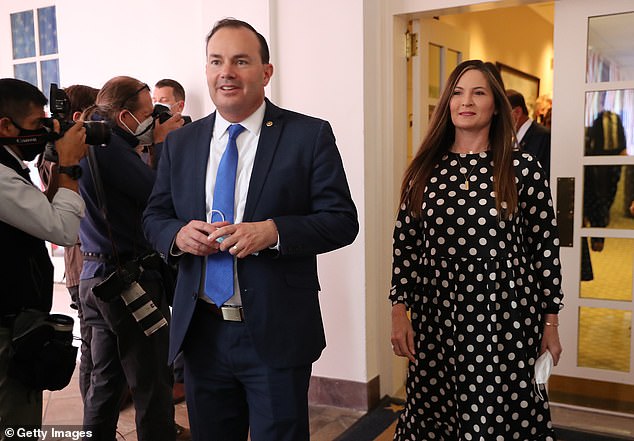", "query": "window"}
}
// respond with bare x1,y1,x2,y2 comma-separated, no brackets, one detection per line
10,5,59,99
